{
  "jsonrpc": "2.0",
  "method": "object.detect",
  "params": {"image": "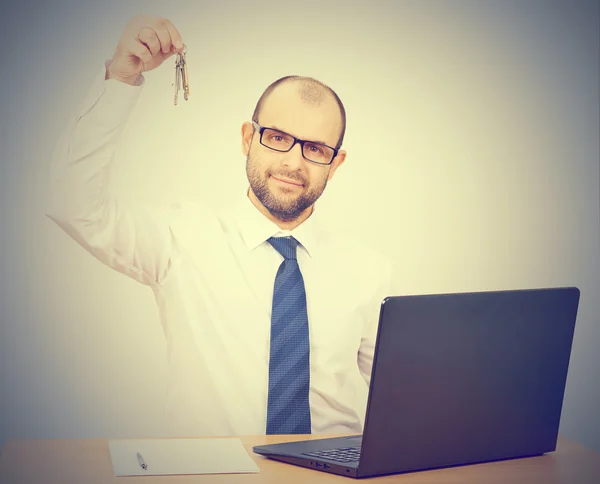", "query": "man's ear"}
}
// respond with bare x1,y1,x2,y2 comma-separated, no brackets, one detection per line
327,150,347,181
241,121,254,156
